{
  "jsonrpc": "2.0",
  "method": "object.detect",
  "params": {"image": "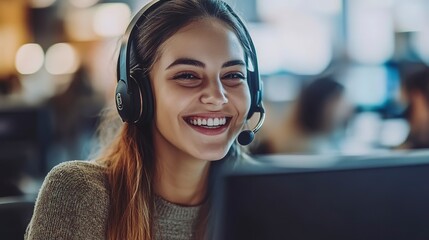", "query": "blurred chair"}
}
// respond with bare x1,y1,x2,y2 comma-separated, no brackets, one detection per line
0,195,35,240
